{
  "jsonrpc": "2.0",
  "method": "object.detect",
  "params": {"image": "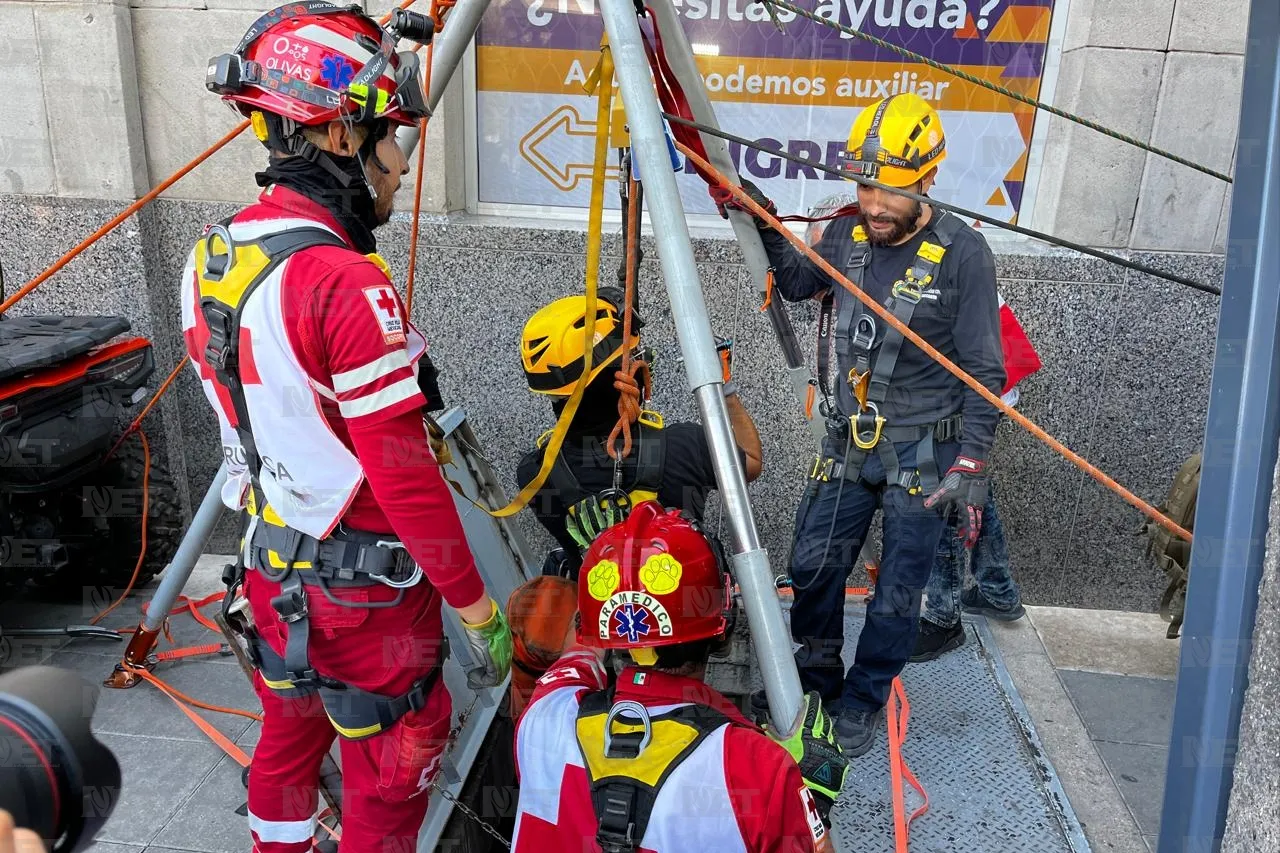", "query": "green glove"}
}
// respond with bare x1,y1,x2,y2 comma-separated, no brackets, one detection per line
461,598,513,690
763,691,849,825
565,492,631,553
